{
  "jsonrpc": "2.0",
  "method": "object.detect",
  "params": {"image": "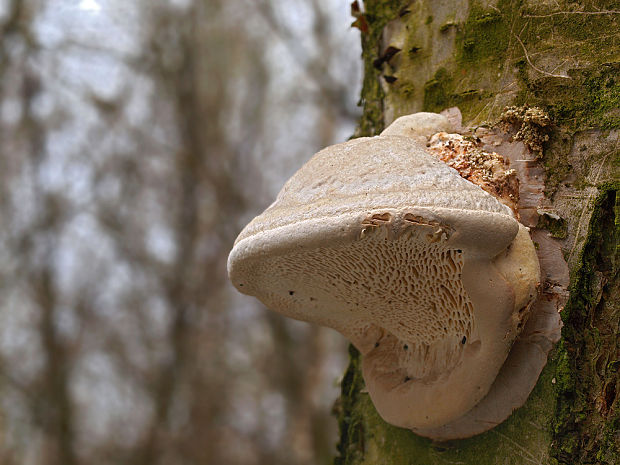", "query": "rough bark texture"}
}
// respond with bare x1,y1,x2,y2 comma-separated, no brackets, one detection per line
335,1,619,464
